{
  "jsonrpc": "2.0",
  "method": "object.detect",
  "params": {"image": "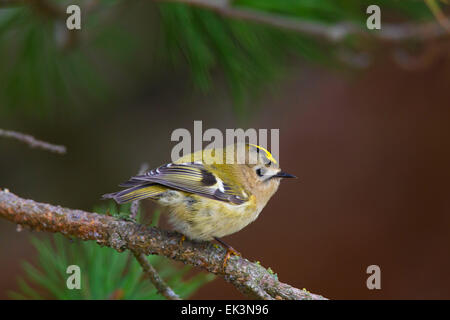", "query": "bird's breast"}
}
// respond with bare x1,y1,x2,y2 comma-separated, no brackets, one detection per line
167,194,260,240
